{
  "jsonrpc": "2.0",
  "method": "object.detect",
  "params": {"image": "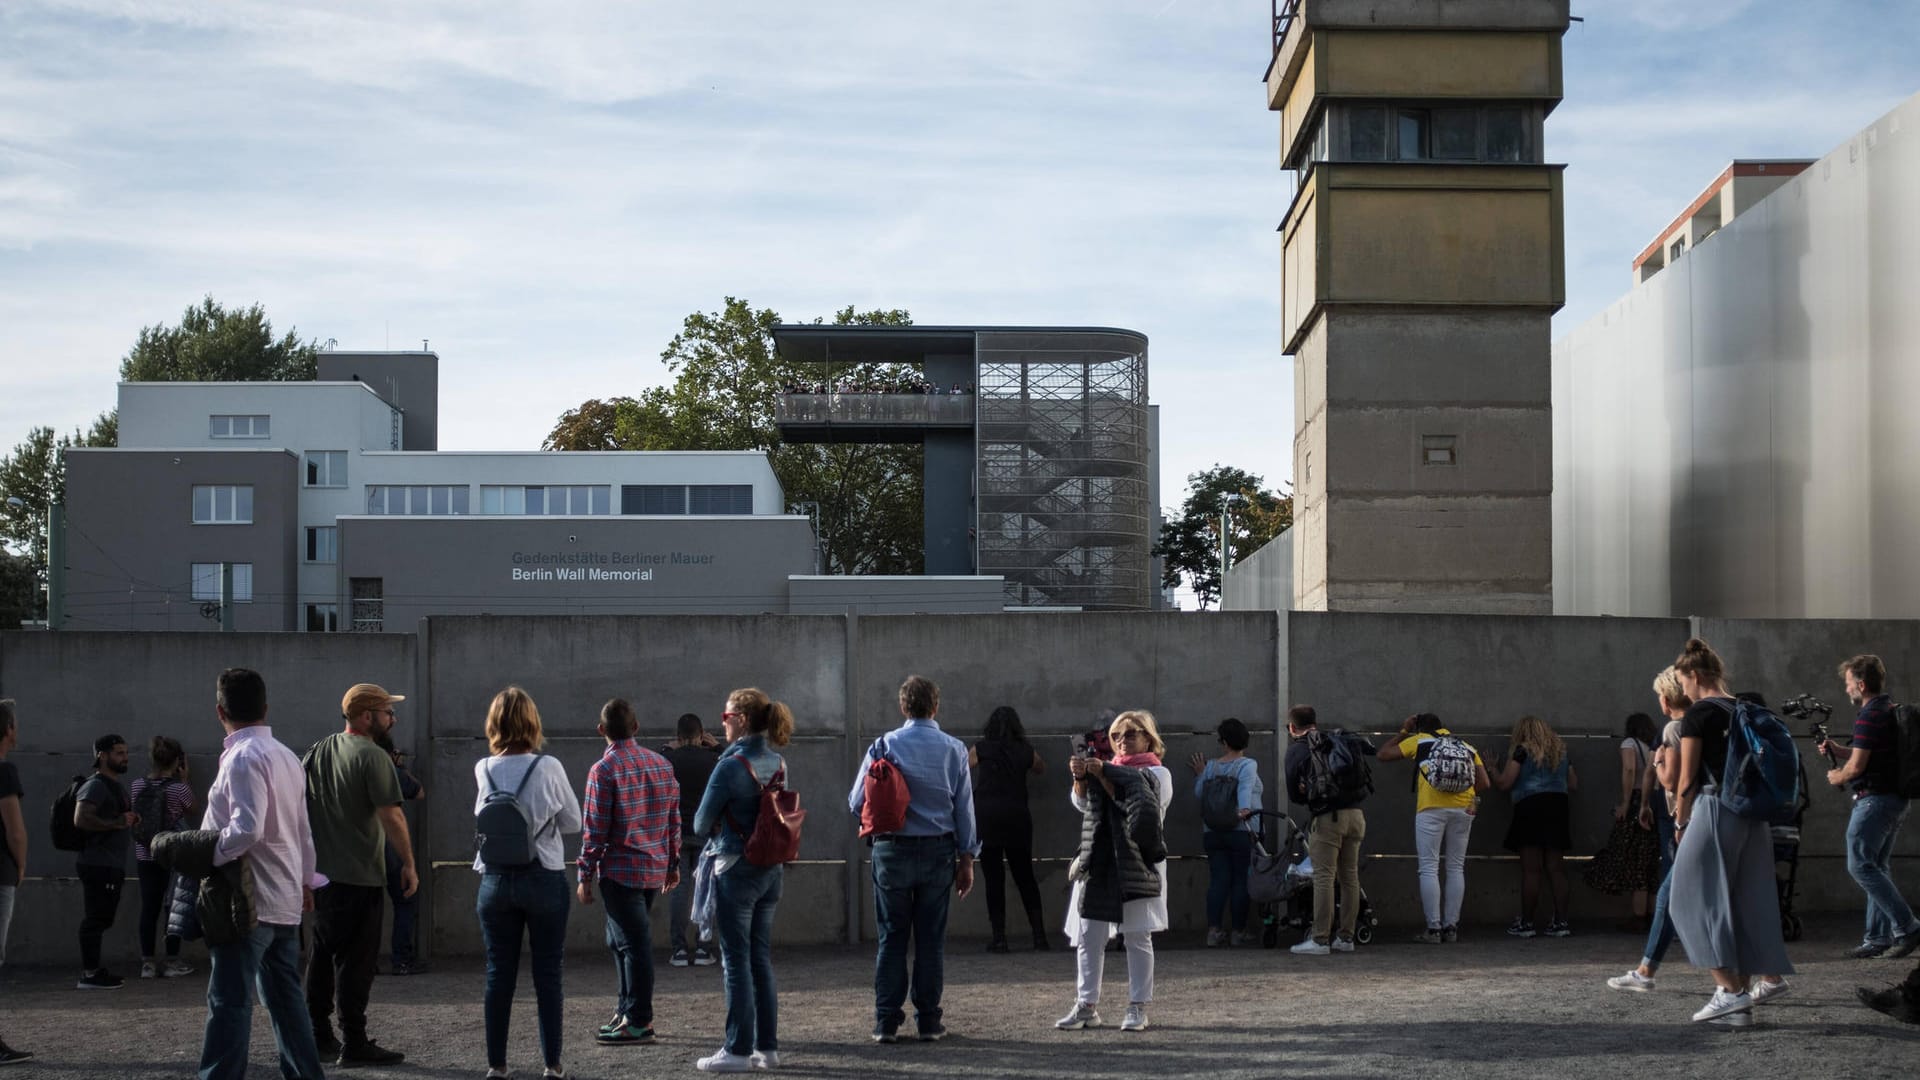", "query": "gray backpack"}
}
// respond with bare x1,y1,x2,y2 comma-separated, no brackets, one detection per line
474,754,552,868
